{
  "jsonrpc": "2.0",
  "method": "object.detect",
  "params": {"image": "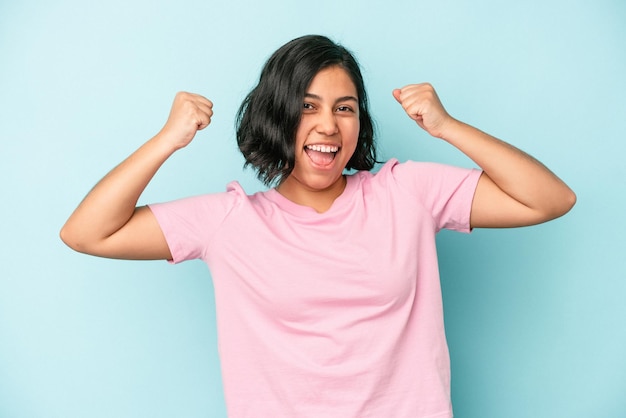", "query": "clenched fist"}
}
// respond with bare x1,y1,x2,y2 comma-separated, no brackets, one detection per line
158,92,214,150
392,83,454,139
